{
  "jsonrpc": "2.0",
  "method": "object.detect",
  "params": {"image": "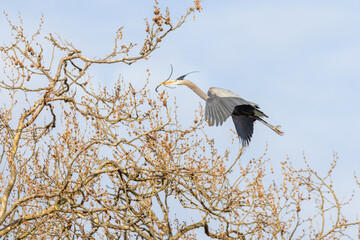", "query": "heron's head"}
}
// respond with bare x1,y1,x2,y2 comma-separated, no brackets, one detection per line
155,71,199,92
